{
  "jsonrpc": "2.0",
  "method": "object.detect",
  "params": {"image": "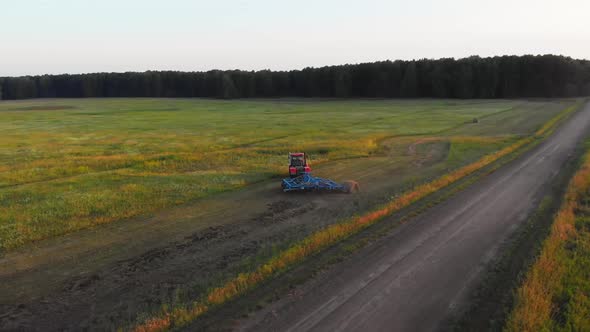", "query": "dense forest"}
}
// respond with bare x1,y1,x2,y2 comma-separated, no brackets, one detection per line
1,55,589,100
